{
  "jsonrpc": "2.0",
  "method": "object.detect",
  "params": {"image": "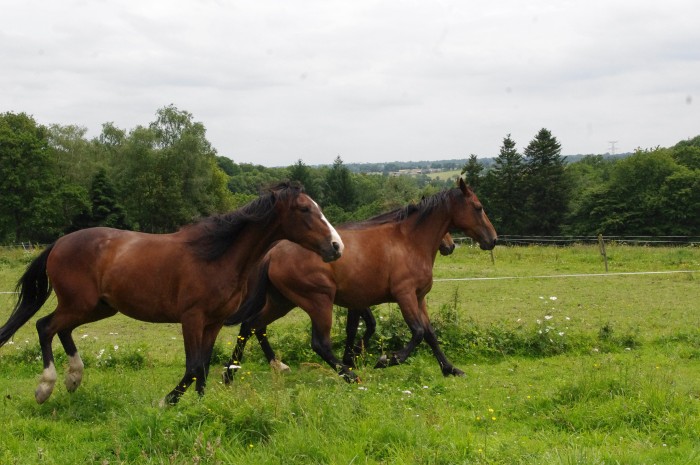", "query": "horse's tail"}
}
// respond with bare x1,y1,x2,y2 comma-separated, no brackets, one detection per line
0,244,54,347
225,257,271,326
